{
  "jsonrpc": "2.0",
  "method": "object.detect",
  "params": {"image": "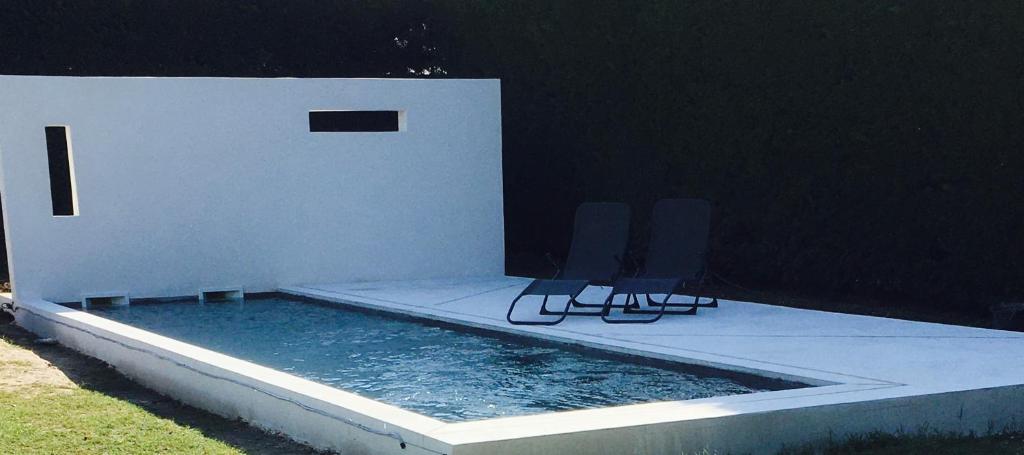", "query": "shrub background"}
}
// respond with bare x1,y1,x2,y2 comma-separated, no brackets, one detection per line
1,0,1021,312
